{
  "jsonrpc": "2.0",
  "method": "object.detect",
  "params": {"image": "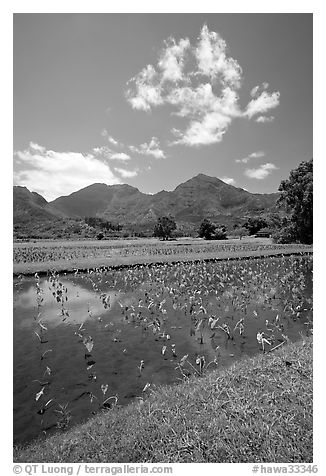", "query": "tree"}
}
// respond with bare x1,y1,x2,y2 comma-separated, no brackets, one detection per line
213,227,228,240
153,216,177,240
276,159,313,244
232,227,249,240
243,216,269,235
199,219,216,240
199,219,227,240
